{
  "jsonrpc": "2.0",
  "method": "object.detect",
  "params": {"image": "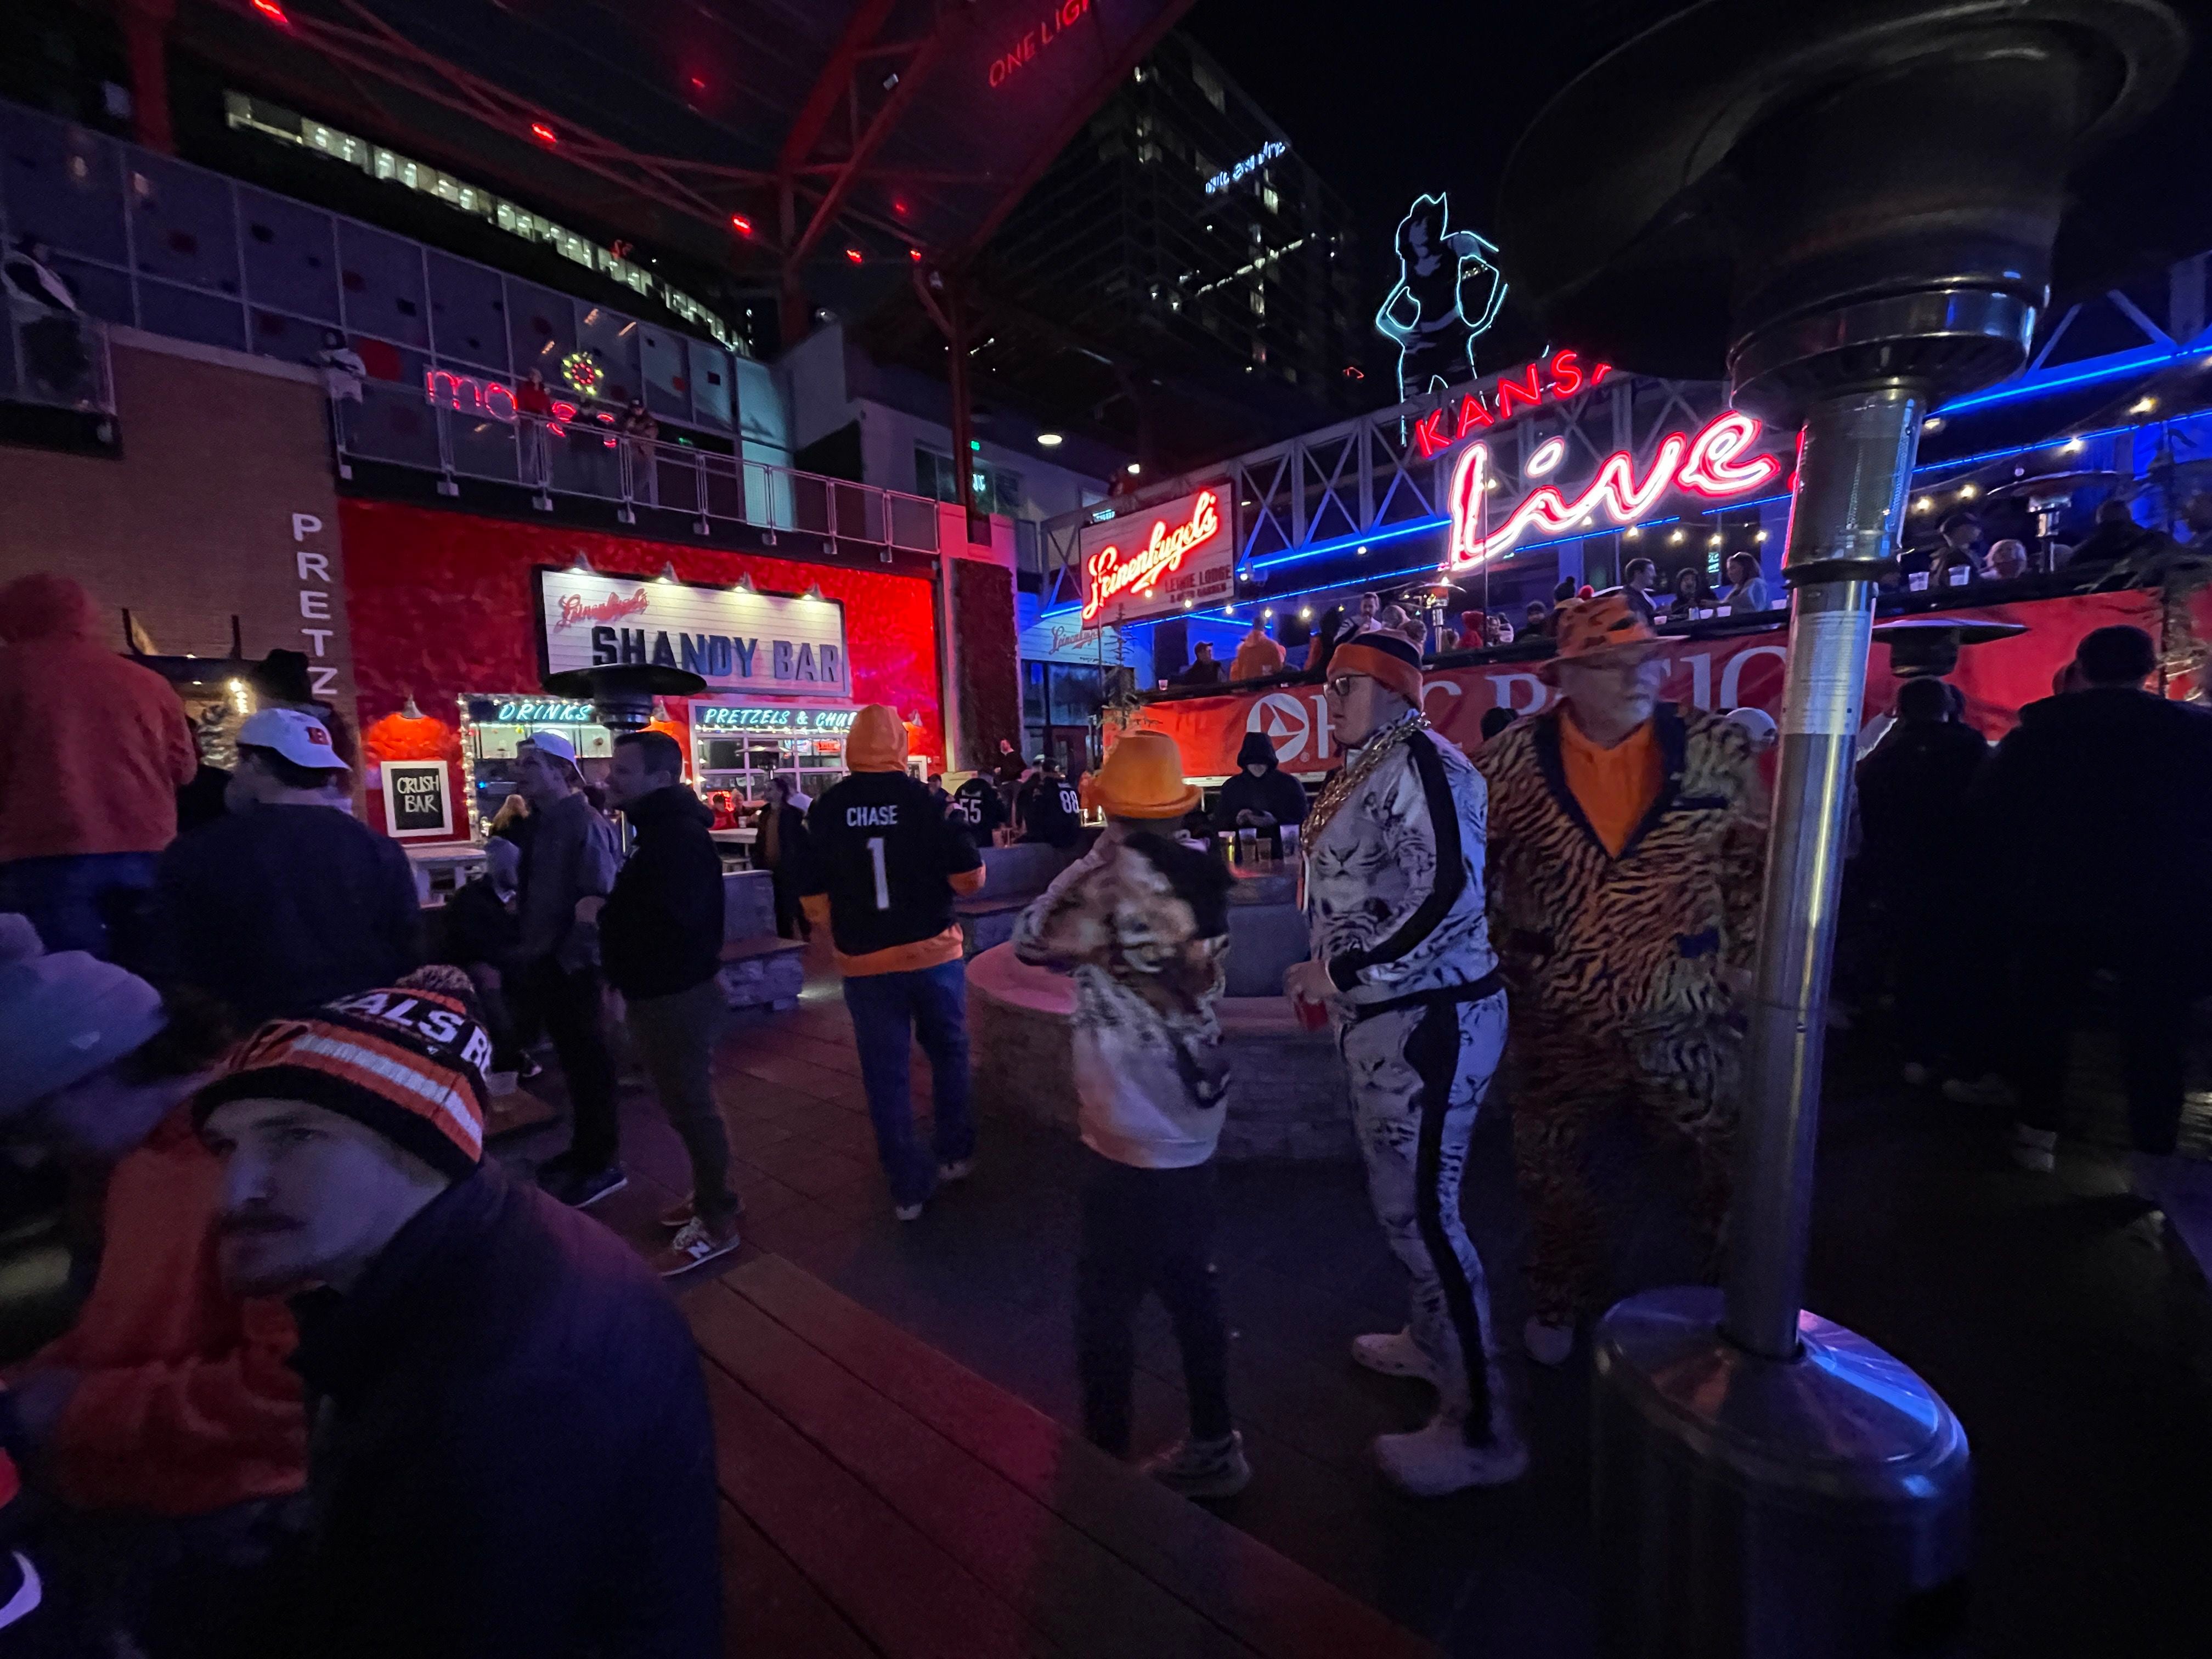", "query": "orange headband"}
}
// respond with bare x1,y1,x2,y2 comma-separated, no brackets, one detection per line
1327,640,1424,704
